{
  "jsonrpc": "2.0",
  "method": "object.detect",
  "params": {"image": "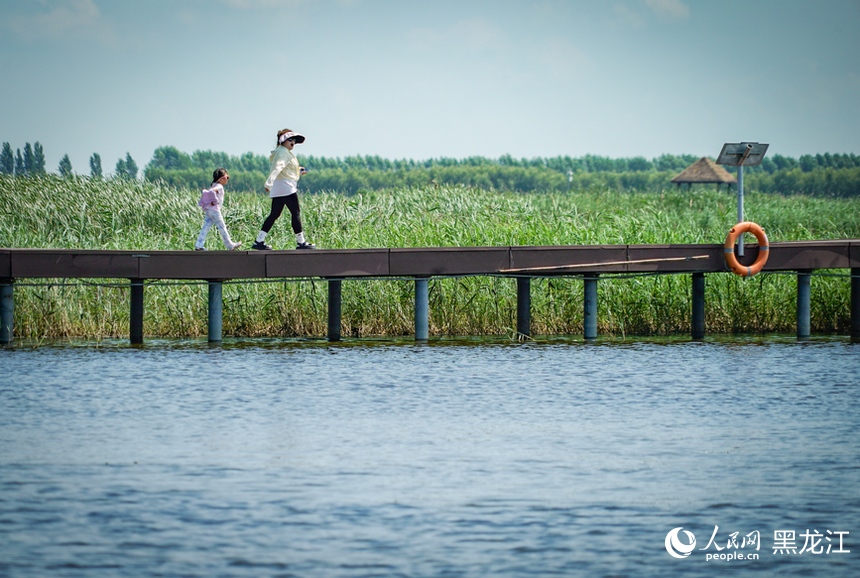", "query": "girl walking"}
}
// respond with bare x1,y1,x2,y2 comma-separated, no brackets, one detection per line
194,168,242,251
252,128,315,250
